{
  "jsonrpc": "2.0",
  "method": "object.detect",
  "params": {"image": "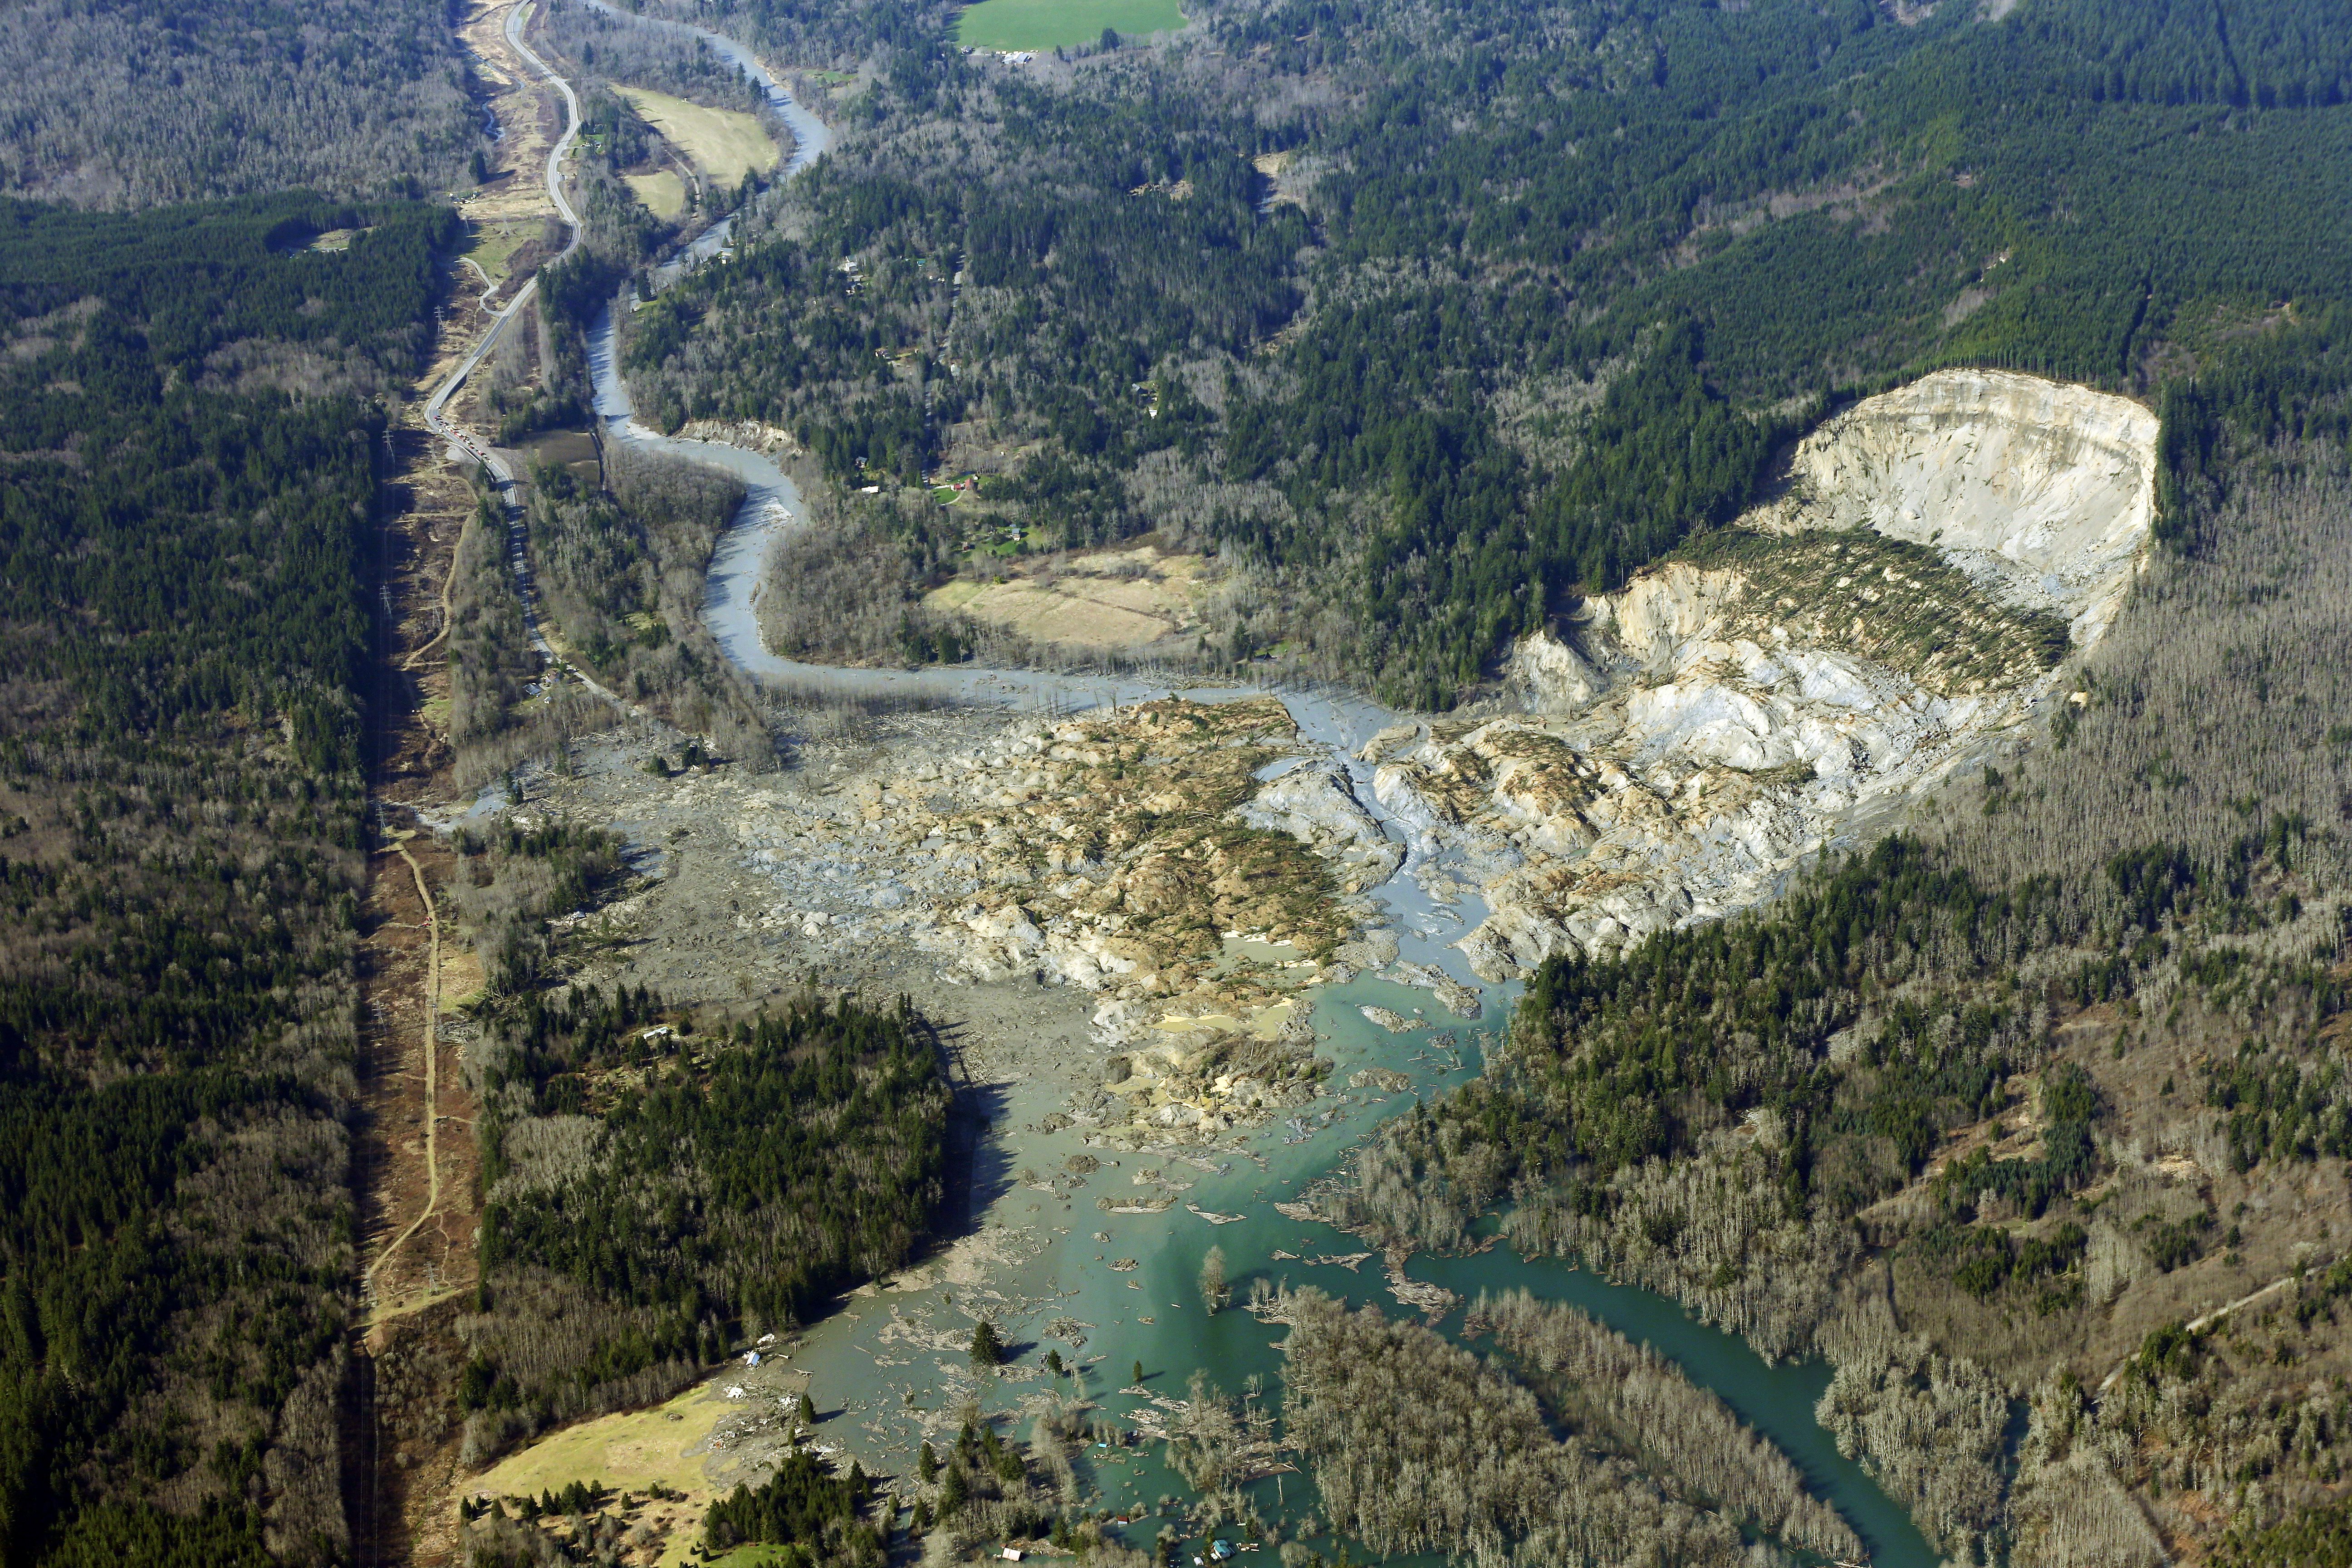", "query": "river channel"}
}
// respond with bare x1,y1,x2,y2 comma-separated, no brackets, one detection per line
578,0,836,283
571,12,1937,1562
